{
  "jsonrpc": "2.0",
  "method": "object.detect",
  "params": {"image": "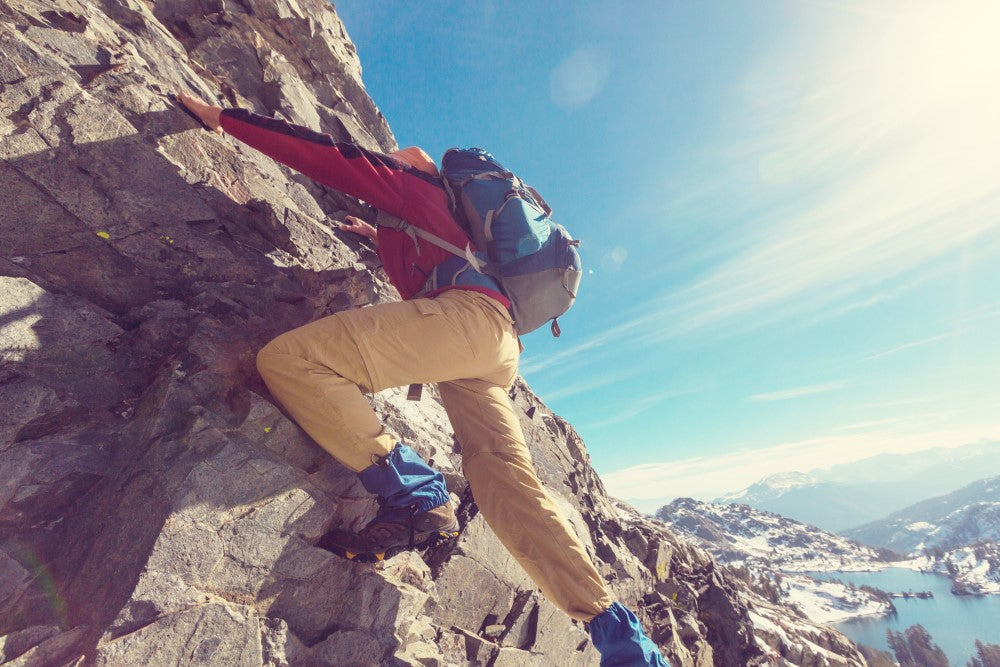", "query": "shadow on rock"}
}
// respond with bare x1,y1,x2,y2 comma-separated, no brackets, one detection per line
1,101,380,659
